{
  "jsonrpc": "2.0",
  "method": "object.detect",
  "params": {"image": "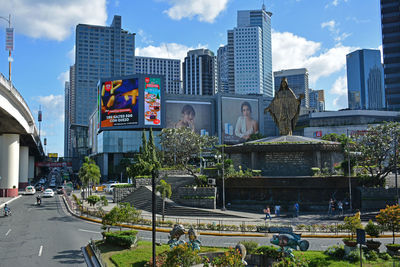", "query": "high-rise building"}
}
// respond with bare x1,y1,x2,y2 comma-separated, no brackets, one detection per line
64,65,75,158
274,68,309,108
229,4,273,96
64,81,70,158
182,49,217,95
380,0,400,110
217,45,229,93
66,15,135,163
135,56,181,94
346,49,385,110
309,89,325,112
227,30,235,94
